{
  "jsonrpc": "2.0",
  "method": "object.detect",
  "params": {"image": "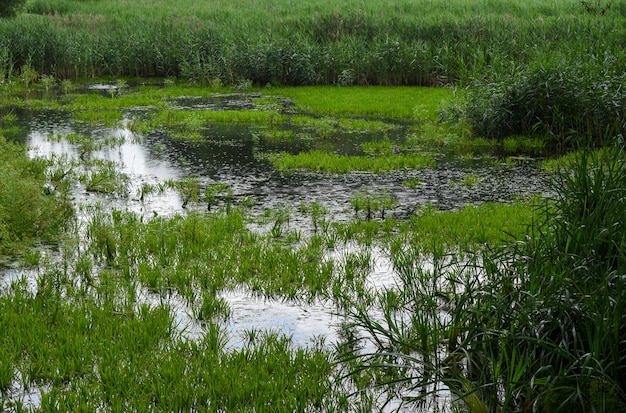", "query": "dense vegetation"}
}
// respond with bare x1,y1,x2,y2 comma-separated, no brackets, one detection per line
0,0,624,145
1,0,625,411
0,135,72,257
348,147,626,412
